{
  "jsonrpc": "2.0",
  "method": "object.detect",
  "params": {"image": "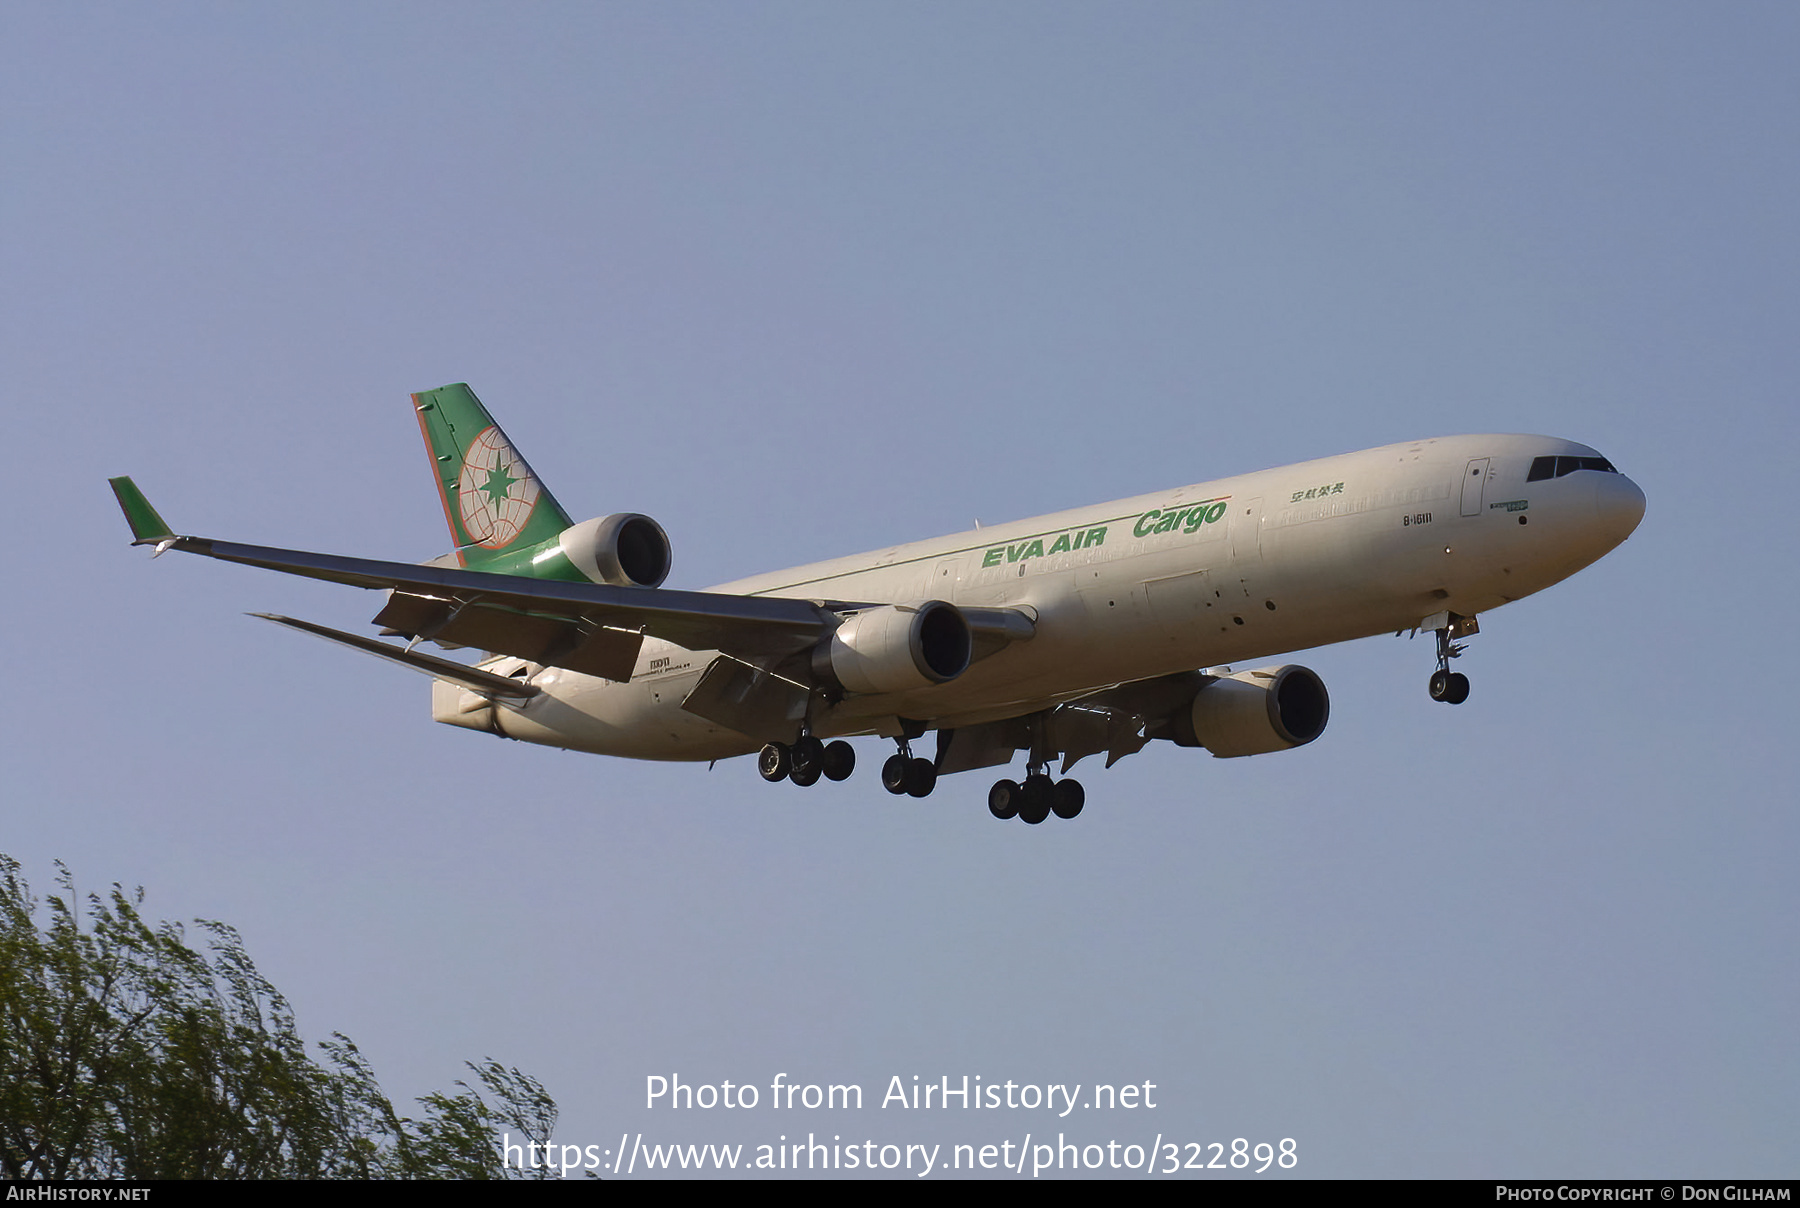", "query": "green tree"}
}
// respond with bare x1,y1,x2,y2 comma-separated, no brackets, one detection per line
0,855,556,1179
